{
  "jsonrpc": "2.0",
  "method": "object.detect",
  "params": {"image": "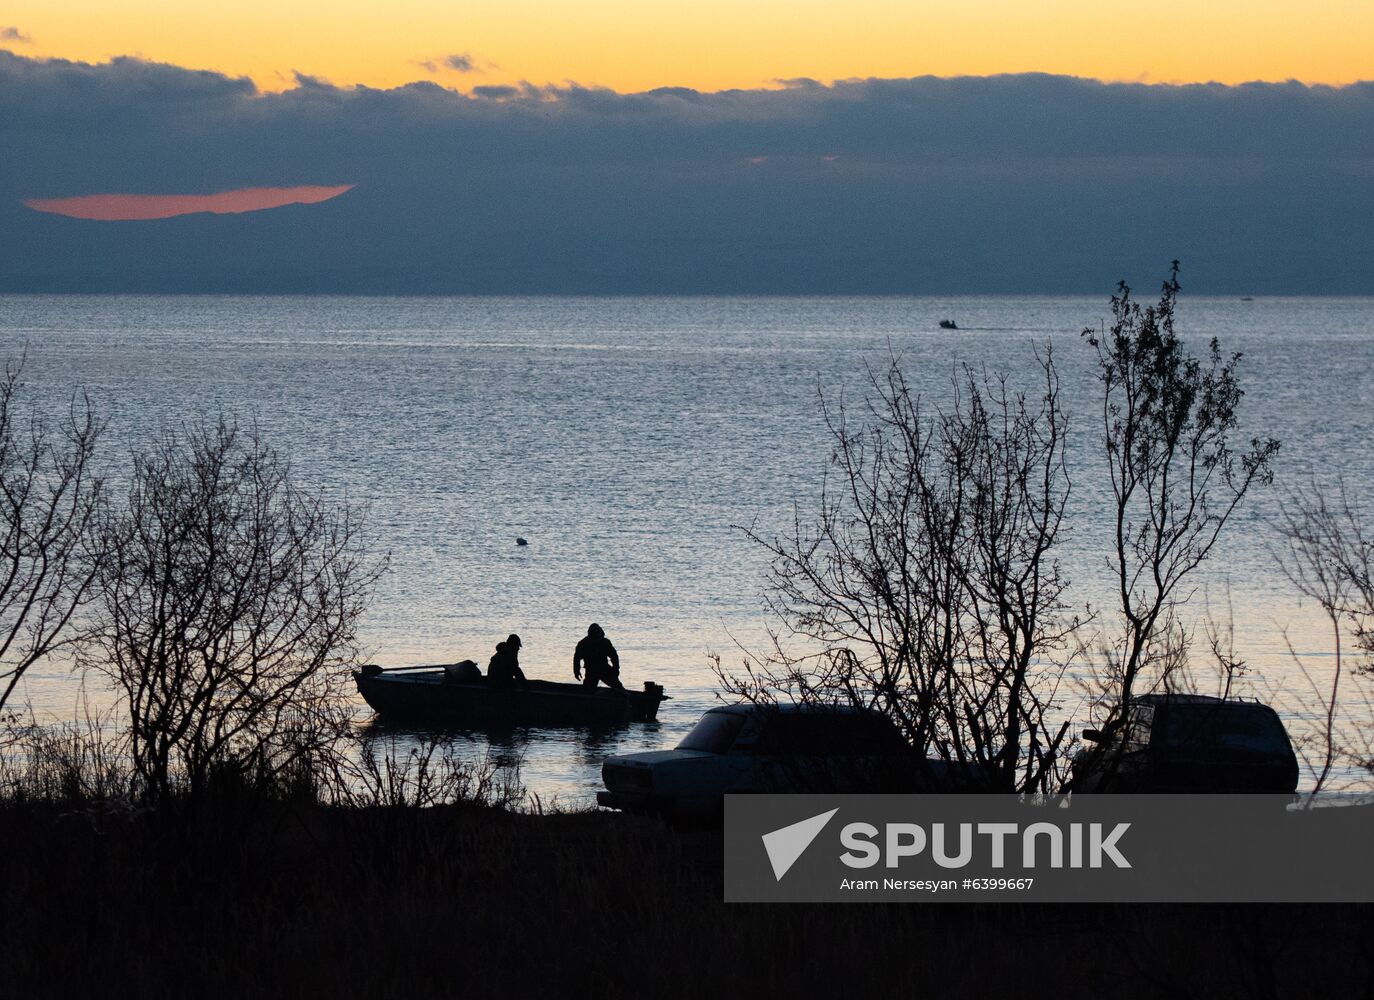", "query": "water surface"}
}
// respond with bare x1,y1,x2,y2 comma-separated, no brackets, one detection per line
6,294,1371,802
